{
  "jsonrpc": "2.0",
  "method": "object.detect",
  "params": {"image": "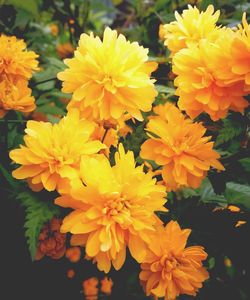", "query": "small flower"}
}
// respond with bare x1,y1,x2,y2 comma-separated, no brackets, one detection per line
67,269,75,279
82,277,99,300
65,246,81,263
55,144,167,273
56,42,74,59
49,24,59,37
10,109,105,192
100,277,113,295
139,221,209,300
140,103,224,191
35,218,66,260
0,79,35,117
160,5,220,55
0,34,39,81
58,27,158,122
